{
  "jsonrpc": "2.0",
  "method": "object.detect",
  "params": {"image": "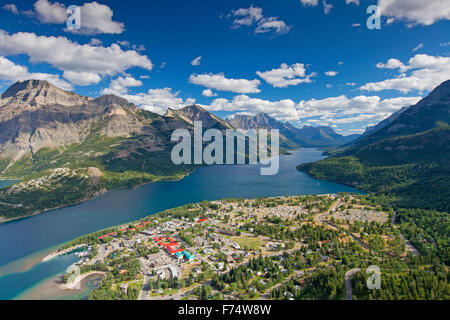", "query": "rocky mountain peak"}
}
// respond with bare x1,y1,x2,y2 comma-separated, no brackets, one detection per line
93,94,133,108
1,79,86,107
